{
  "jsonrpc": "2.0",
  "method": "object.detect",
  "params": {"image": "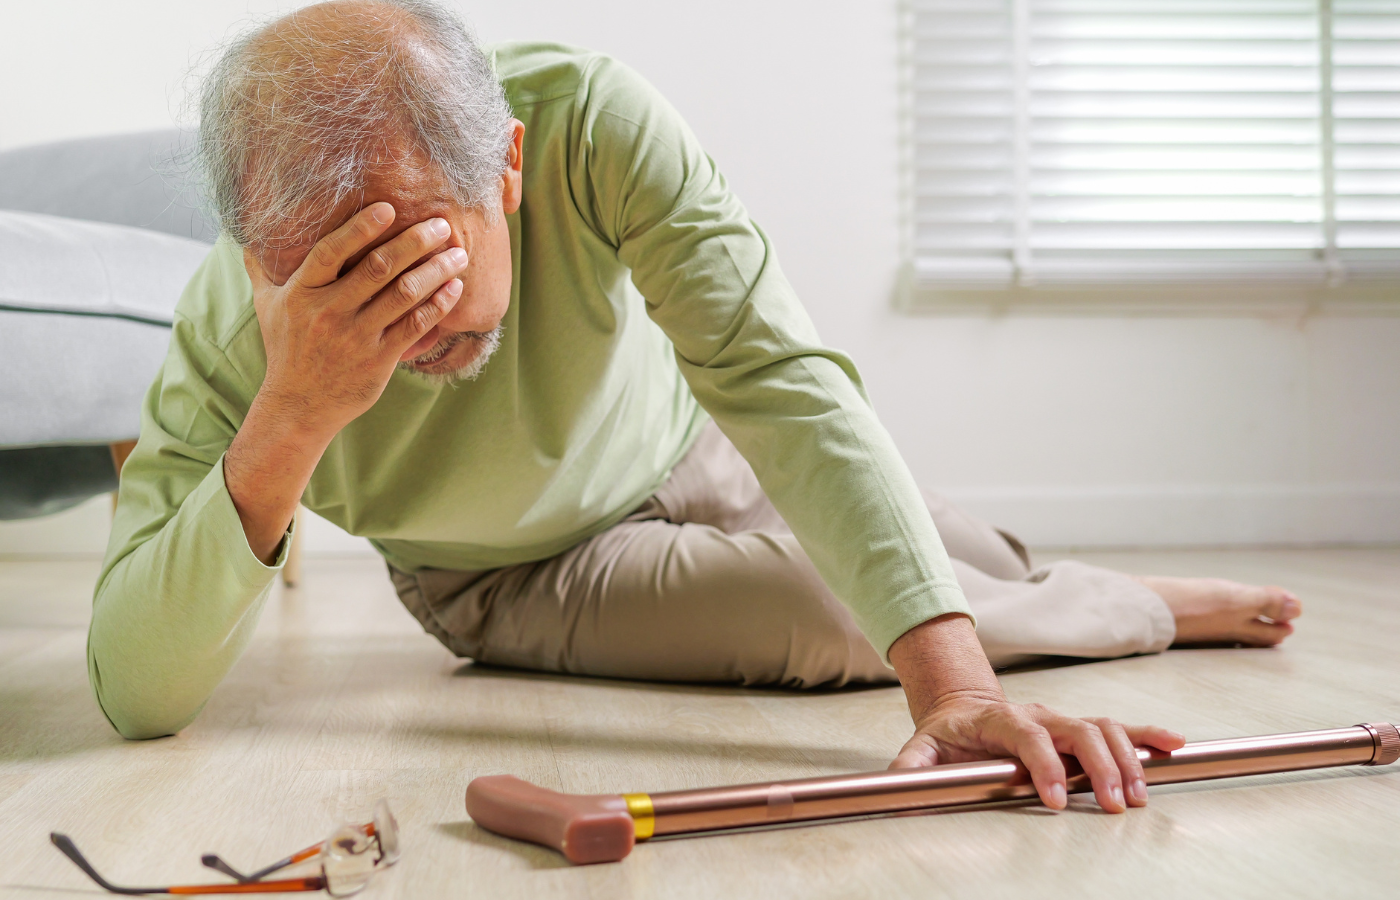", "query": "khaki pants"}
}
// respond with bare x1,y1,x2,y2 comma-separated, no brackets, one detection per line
389,422,1174,686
